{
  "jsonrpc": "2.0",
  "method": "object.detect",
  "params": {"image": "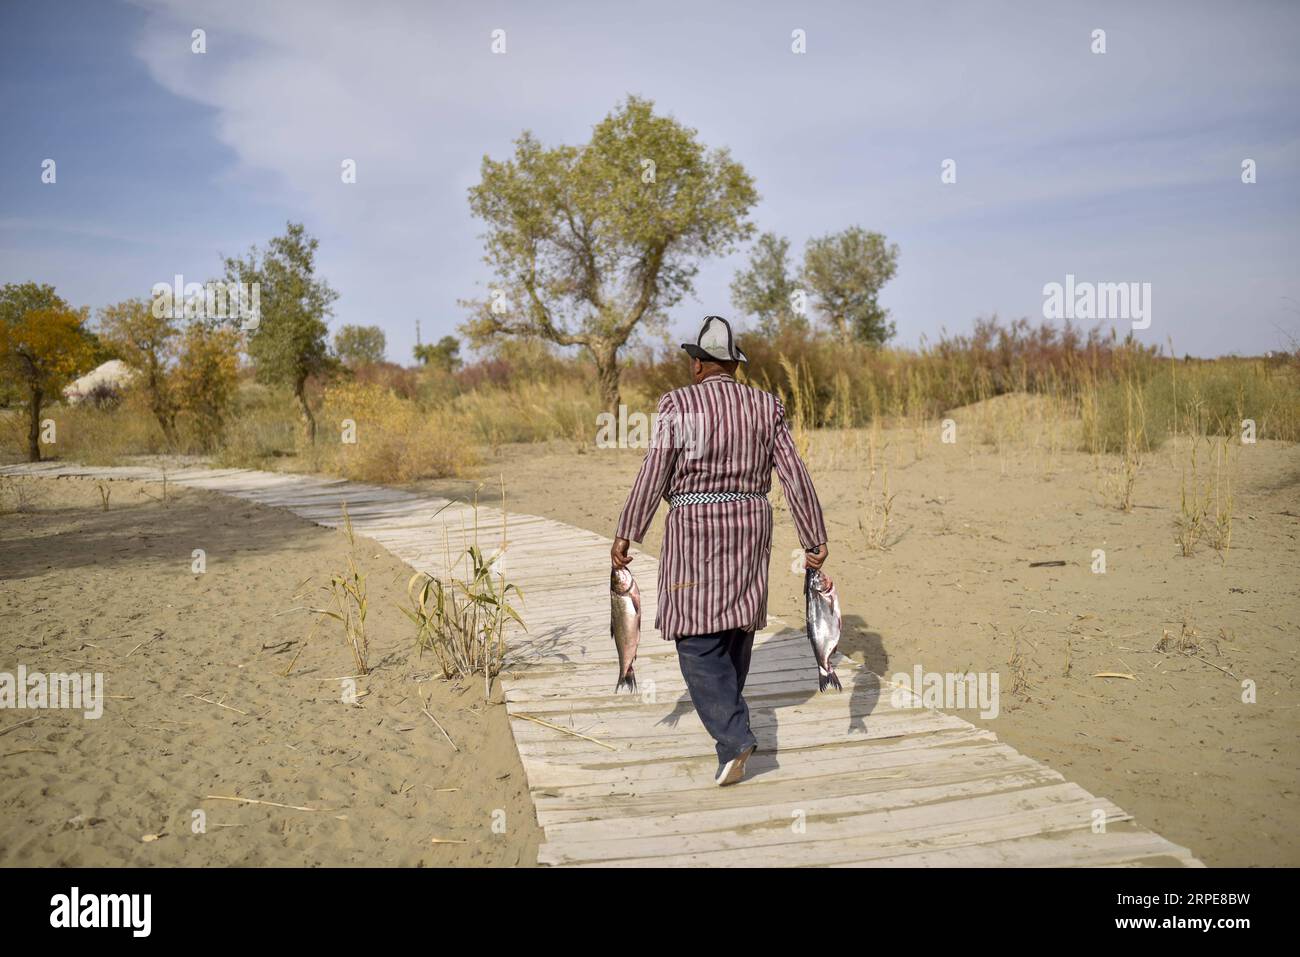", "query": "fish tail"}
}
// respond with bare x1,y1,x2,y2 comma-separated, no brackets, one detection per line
616,667,637,694
819,669,842,693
